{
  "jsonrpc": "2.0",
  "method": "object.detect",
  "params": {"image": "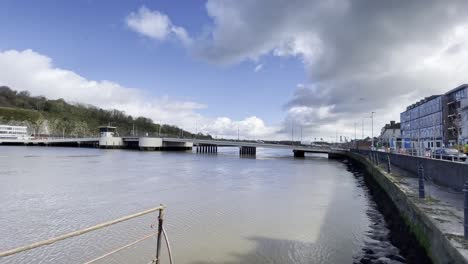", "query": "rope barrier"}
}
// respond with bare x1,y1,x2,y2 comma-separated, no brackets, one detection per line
0,205,164,258
162,226,174,264
83,232,157,264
